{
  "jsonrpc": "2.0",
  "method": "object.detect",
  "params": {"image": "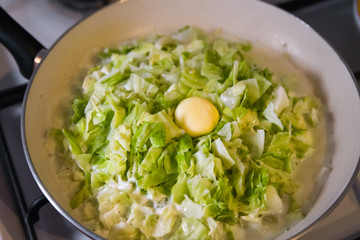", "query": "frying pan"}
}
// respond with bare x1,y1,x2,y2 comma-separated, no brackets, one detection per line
1,0,360,239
